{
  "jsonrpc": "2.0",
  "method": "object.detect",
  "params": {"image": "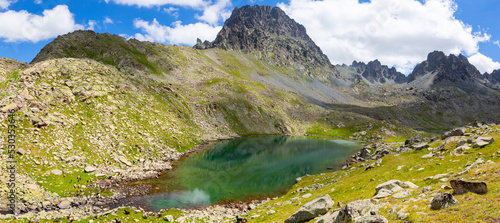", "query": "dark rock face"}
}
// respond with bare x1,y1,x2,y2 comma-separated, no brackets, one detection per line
354,60,407,84
430,193,458,210
487,69,500,83
450,179,488,195
408,51,483,85
210,5,333,74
